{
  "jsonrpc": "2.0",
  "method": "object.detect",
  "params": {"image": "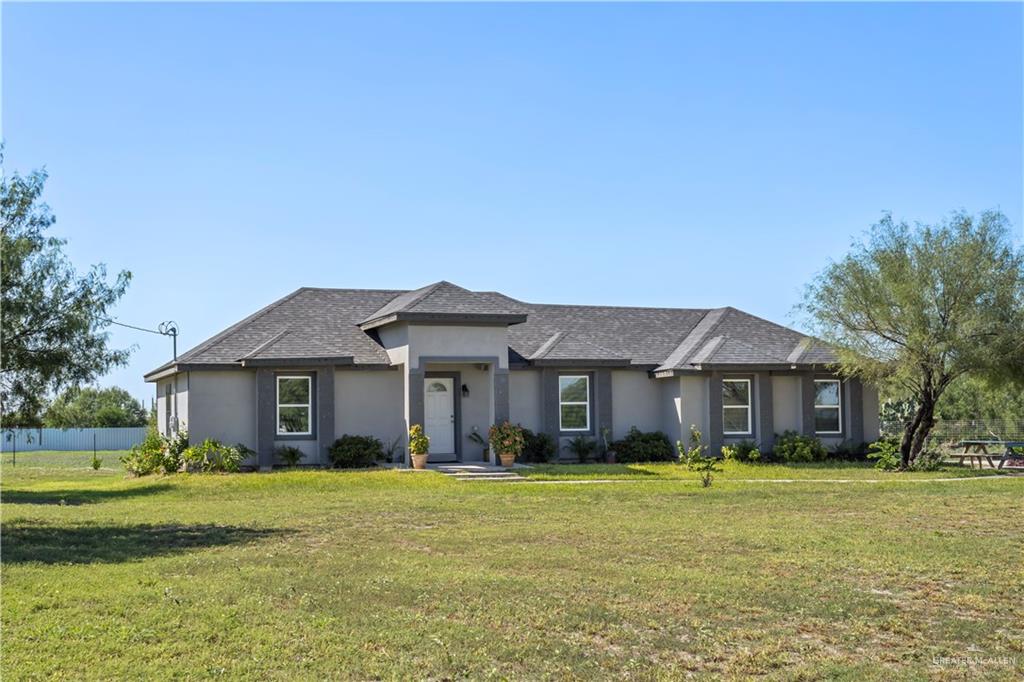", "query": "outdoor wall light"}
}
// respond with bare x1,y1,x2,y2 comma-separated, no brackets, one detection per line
462,384,470,397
